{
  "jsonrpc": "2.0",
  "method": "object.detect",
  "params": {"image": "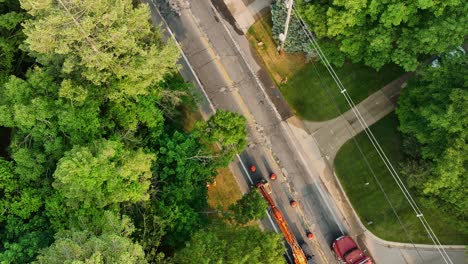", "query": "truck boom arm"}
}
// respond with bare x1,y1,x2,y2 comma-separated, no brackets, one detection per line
257,182,308,264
